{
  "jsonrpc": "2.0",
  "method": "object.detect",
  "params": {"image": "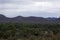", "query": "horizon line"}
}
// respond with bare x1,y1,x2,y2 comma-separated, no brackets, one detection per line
0,14,60,18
